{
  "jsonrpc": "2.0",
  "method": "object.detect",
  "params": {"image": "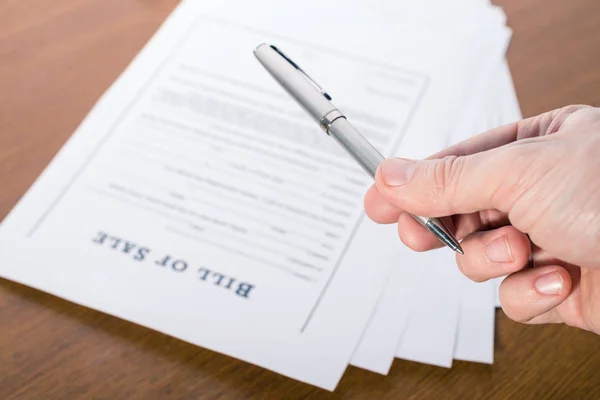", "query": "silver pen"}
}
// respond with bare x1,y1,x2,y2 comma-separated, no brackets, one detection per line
253,43,463,255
